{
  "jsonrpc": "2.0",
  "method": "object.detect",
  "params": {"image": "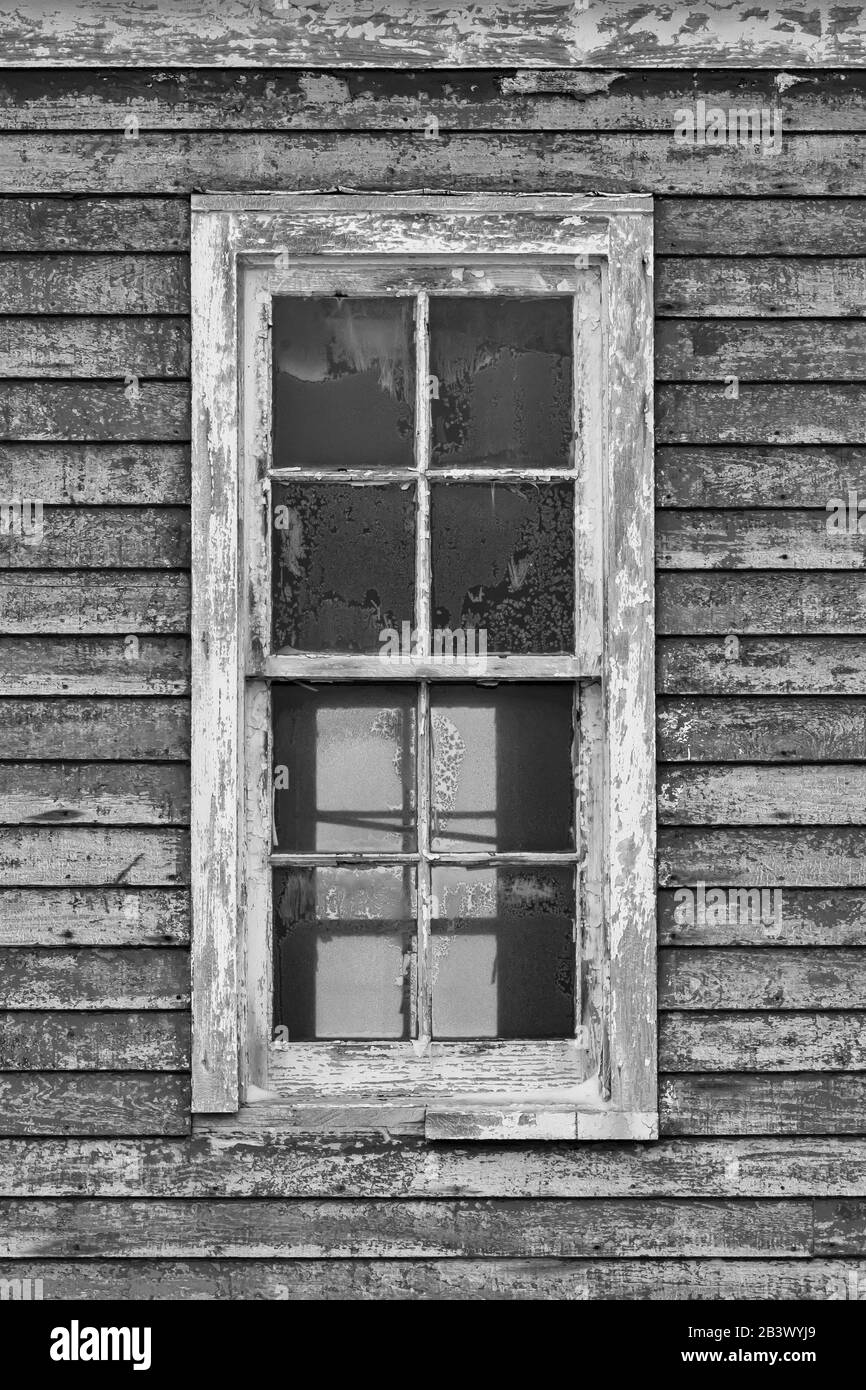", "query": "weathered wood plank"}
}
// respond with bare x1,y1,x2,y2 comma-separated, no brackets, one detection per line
658,698,866,762
658,385,866,446
0,197,189,250
659,949,866,1011
0,1256,852,1301
2,2,866,69
657,574,866,635
0,573,190,635
657,259,866,316
656,199,866,256
0,1012,190,1070
657,509,866,569
657,448,866,509
0,698,189,761
0,383,189,442
0,1074,189,1136
0,948,188,1009
0,444,190,505
0,255,187,312
0,637,190,695
815,1201,866,1255
661,1013,866,1072
0,1133,862,1199
657,321,866,382
658,828,866,888
0,763,189,827
0,508,190,568
660,1075,866,1136
0,318,189,378
0,1197,811,1259
659,889,866,947
4,70,866,133
657,638,866,696
1,134,866,196
0,827,188,886
0,888,189,946
659,764,866,826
